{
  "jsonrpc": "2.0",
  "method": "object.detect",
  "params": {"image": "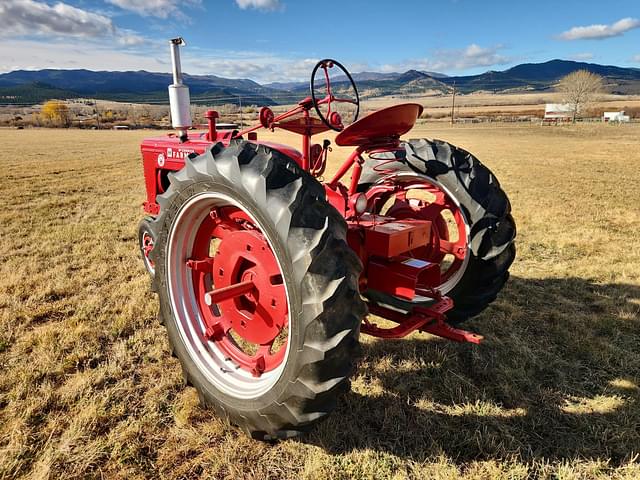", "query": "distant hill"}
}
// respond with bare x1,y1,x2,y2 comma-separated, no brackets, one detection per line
1,59,639,106
0,69,266,94
274,69,452,98
0,82,78,104
441,59,640,94
0,69,281,105
264,70,448,92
